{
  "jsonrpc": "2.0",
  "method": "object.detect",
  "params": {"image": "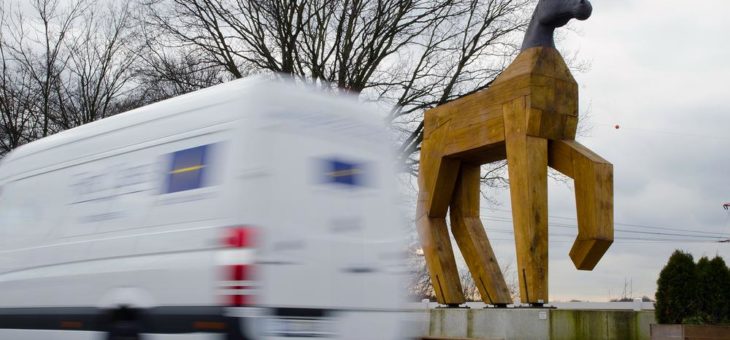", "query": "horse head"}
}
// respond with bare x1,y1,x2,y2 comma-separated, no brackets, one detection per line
521,0,593,50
